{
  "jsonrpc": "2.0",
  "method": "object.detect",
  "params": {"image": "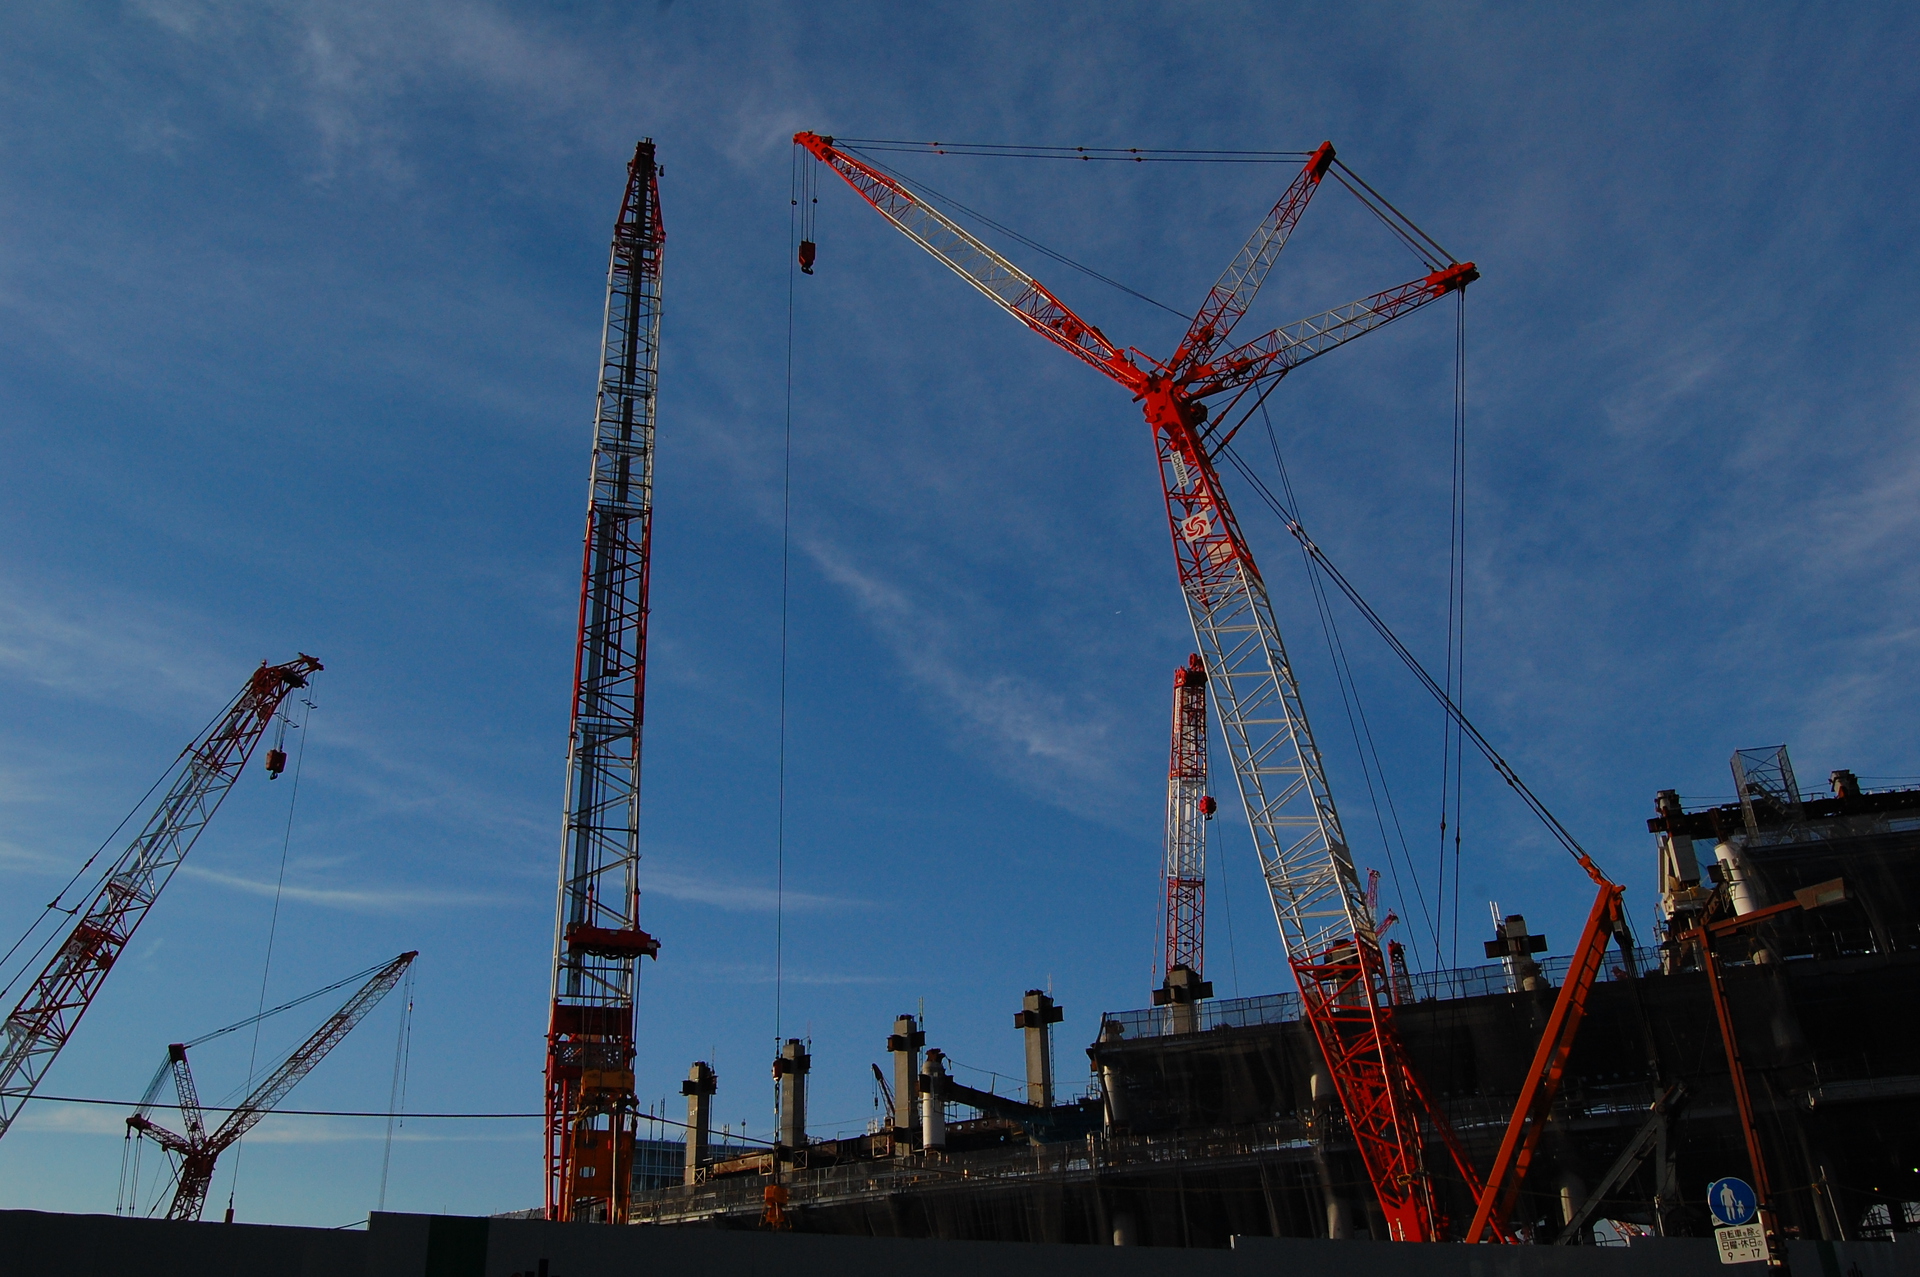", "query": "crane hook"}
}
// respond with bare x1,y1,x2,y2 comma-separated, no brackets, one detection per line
798,240,817,275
